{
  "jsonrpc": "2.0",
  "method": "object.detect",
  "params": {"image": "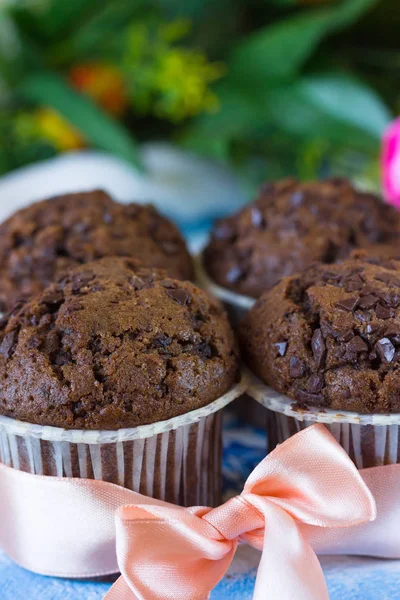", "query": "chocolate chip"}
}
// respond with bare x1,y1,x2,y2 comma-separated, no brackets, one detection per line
307,374,324,393
387,294,400,309
160,241,178,255
154,335,173,348
274,341,287,357
40,291,63,305
344,275,363,292
311,329,326,368
376,337,396,363
355,310,370,323
103,212,113,224
375,272,395,284
251,207,264,227
64,301,84,316
375,304,392,320
289,356,305,378
336,297,359,312
73,222,89,235
294,388,324,404
54,350,72,366
382,262,398,271
166,288,190,306
214,222,234,241
71,272,94,293
130,277,145,290
91,284,105,293
290,191,304,207
0,330,17,358
27,335,41,349
358,294,378,309
384,324,400,340
322,272,342,282
366,323,381,335
195,342,213,358
360,285,377,296
347,336,368,353
159,279,176,289
226,266,243,284
337,330,354,343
